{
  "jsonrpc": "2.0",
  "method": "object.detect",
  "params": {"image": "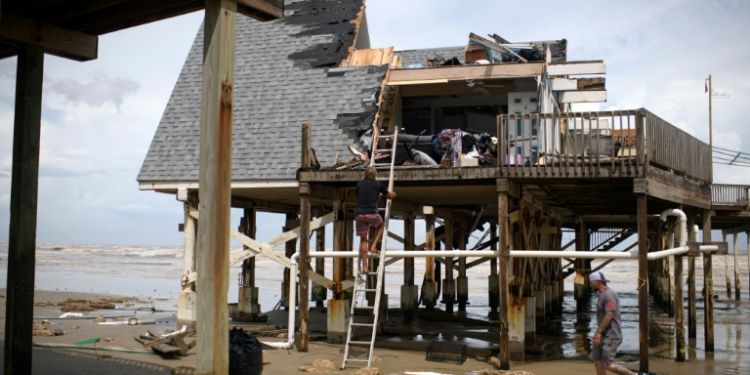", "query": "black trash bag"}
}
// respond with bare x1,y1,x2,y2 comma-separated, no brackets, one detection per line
229,328,263,375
